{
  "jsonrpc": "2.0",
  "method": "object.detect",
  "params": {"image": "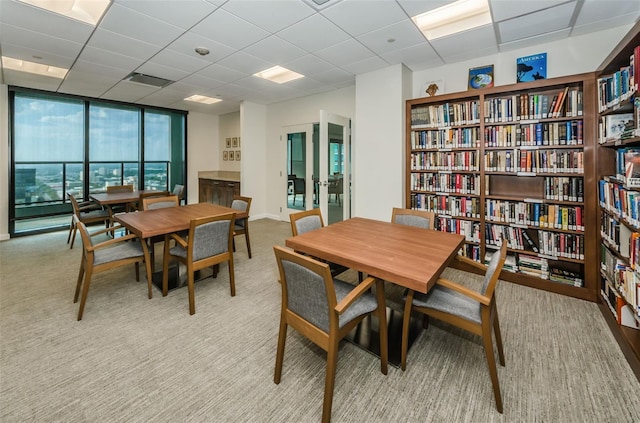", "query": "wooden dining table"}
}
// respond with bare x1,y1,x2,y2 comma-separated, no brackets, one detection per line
90,190,148,206
285,217,466,365
114,202,247,294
